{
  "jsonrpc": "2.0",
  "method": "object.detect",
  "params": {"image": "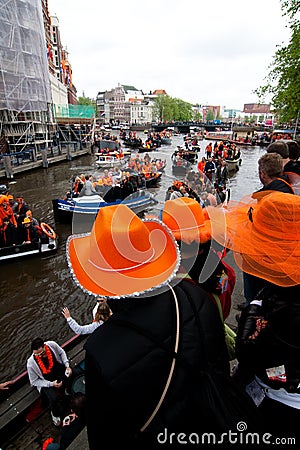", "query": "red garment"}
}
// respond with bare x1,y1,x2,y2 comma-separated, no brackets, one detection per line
197,161,205,173
219,260,236,320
